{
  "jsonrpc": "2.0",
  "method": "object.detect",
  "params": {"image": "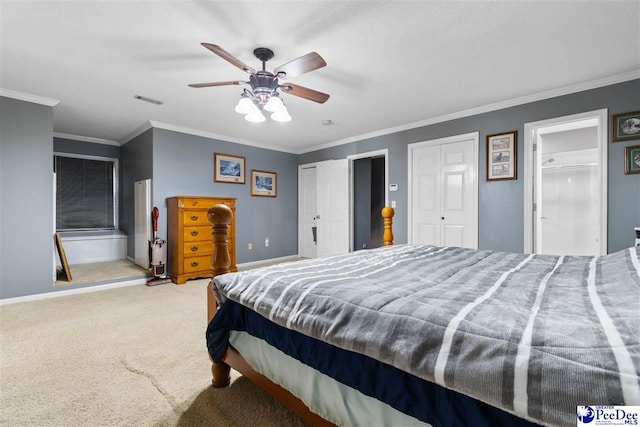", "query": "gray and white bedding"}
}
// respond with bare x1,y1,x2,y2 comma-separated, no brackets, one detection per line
213,244,640,426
